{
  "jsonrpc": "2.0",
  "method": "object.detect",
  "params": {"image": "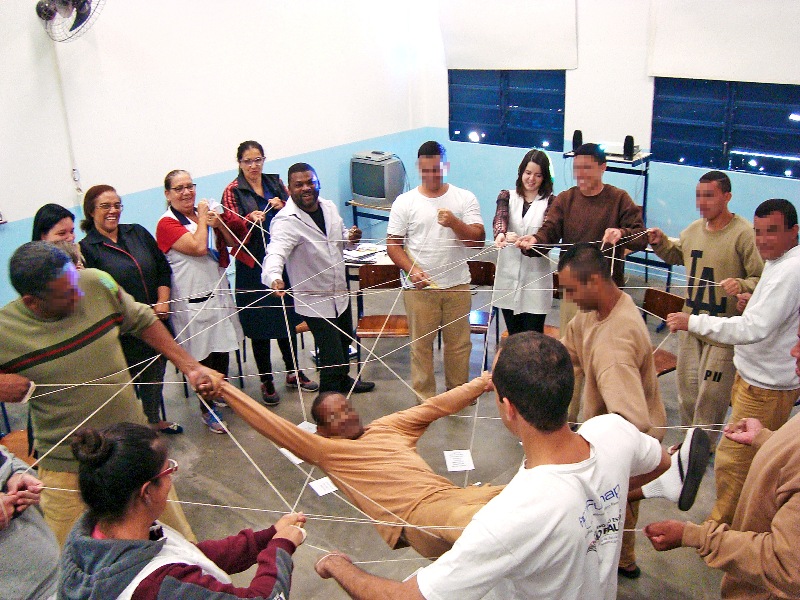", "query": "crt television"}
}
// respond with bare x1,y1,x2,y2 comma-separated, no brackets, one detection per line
350,151,406,207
